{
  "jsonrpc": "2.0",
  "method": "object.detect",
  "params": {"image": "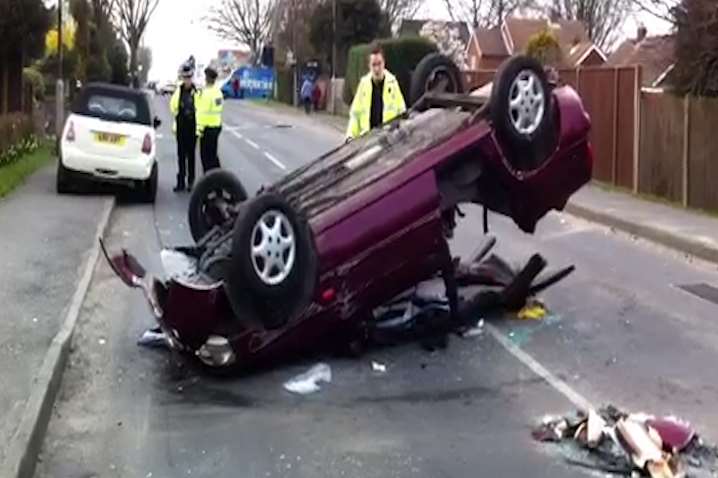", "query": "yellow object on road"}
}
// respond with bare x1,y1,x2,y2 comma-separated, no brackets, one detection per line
518,300,547,321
